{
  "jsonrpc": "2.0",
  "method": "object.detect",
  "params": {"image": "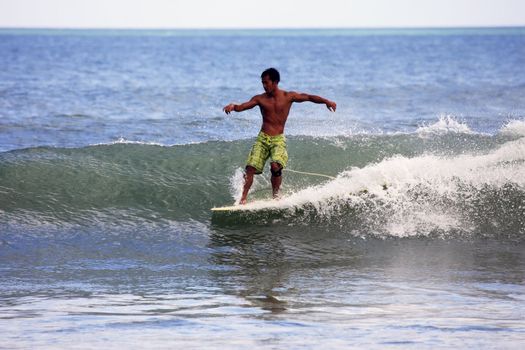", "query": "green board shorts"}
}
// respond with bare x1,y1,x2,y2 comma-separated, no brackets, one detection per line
246,131,288,174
